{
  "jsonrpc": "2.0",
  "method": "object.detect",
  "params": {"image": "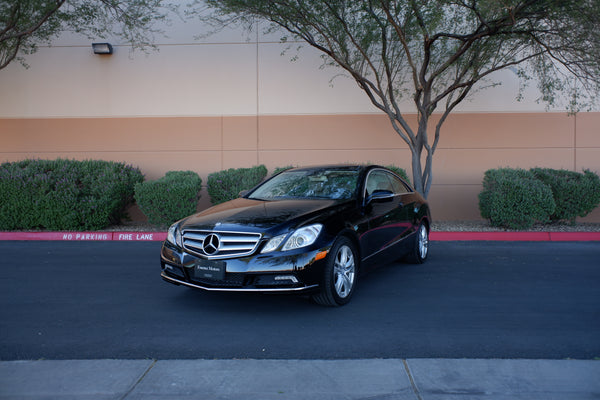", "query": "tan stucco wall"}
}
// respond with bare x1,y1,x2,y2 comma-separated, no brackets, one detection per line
2,14,598,224
2,112,598,222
